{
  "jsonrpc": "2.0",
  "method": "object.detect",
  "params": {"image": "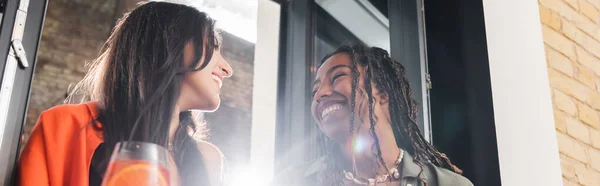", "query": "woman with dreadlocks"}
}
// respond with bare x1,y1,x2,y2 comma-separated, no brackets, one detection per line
273,44,472,186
